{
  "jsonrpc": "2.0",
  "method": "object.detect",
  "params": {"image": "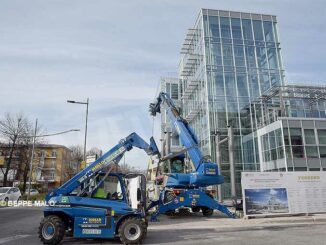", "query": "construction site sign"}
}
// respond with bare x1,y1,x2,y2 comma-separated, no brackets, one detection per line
241,171,326,217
